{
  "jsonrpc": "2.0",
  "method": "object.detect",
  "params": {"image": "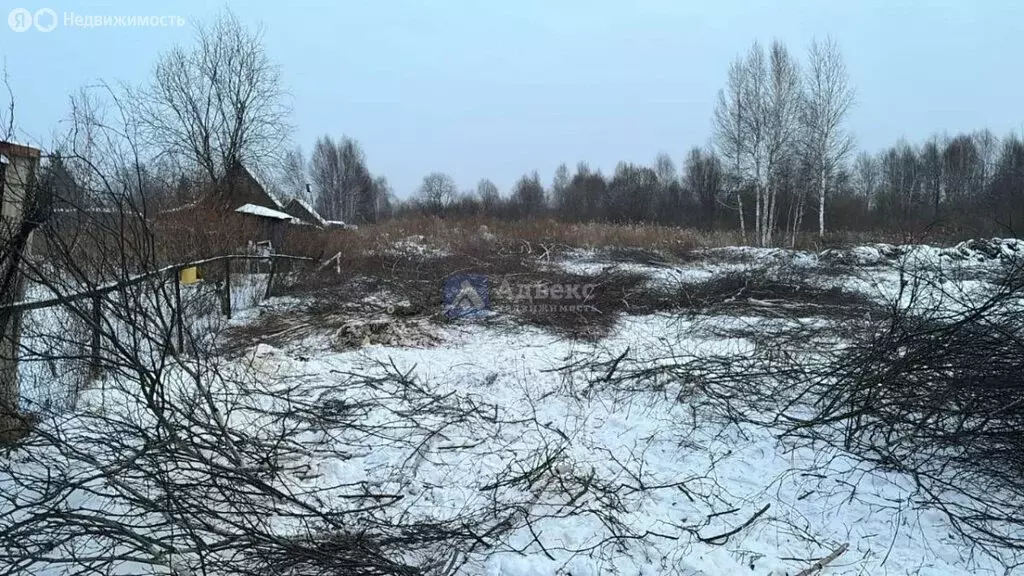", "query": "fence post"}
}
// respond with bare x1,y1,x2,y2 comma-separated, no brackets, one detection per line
0,273,25,431
90,294,101,377
174,268,184,353
264,256,277,301
222,257,232,319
